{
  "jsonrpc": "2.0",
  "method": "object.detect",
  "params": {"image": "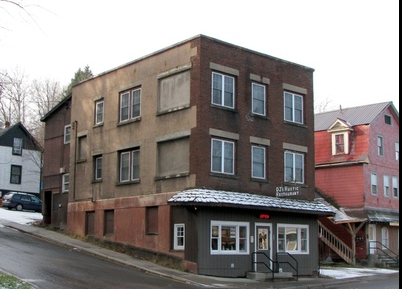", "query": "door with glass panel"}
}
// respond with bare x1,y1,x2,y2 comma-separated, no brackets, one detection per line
255,224,272,272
